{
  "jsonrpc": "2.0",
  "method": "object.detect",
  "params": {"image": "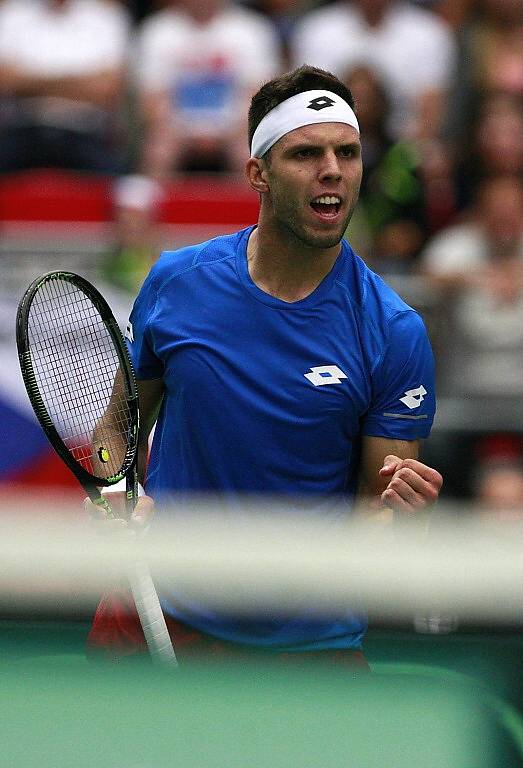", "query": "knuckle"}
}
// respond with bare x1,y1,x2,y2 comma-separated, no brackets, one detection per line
389,478,404,493
426,485,439,501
